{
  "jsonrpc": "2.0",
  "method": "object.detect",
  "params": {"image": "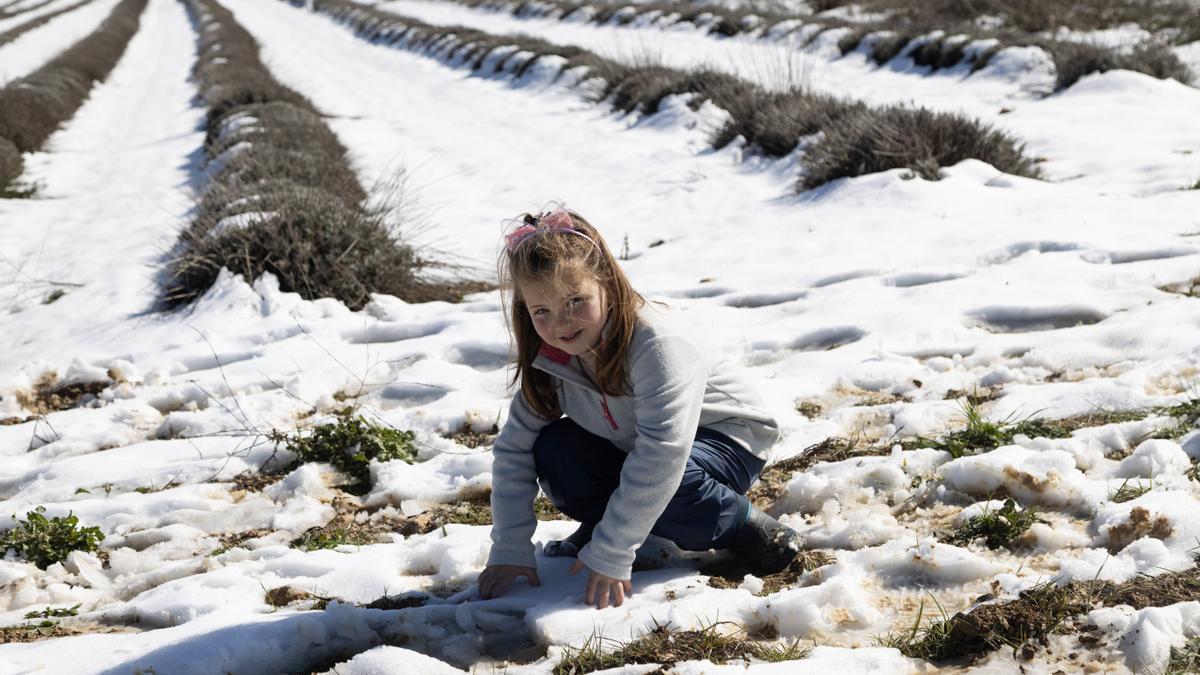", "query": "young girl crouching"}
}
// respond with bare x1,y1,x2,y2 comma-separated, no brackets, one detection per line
478,204,802,610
